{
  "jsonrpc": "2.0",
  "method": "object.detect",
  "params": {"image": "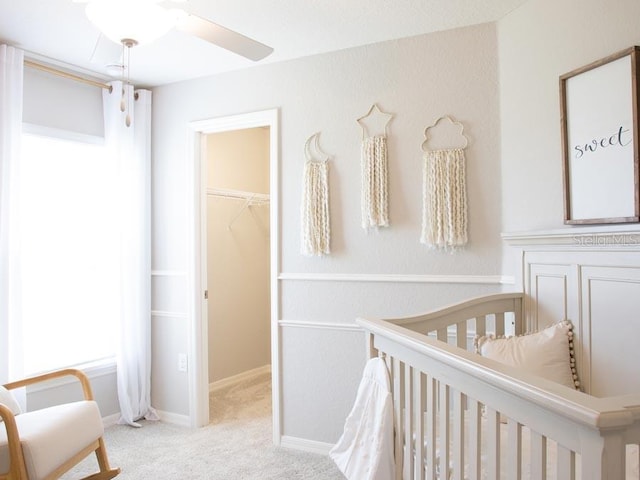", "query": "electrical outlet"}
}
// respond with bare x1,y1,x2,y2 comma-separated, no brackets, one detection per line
178,353,188,372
